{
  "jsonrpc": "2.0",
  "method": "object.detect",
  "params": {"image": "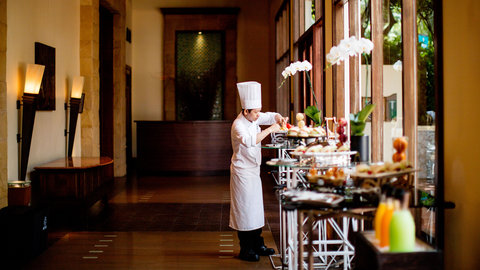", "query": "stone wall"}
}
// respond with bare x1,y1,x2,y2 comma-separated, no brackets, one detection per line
80,0,126,176
0,0,7,208
80,0,101,158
